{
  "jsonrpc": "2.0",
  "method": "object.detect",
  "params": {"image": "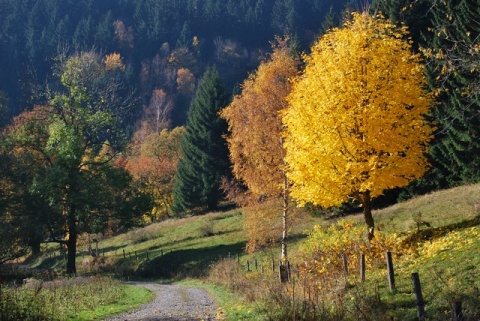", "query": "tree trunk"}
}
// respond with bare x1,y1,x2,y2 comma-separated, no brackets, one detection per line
281,173,288,261
362,190,375,241
66,203,77,275
30,242,41,256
